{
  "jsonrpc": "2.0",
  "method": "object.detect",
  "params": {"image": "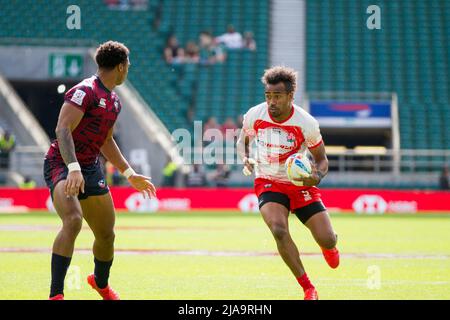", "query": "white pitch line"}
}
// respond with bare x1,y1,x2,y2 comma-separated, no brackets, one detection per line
0,247,449,259
315,279,450,286
0,225,229,231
